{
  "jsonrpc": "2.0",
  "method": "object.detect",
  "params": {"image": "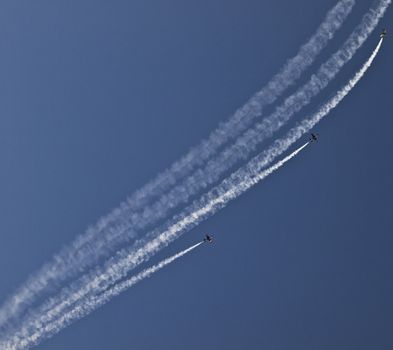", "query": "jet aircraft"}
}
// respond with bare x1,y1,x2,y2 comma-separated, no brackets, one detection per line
203,234,213,243
380,29,387,38
310,133,319,142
